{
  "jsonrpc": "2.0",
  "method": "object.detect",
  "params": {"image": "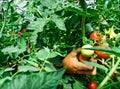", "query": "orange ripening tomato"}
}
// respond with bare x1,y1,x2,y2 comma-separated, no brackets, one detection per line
95,45,110,59
78,54,89,62
87,80,97,89
89,31,103,42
